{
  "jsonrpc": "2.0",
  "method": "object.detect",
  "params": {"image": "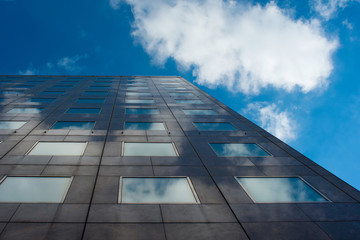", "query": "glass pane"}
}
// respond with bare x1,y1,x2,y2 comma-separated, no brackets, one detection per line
66,108,100,114
52,85,73,88
166,87,186,90
176,100,203,104
29,142,87,155
28,98,55,103
183,109,217,115
127,87,149,90
7,108,43,114
122,177,197,203
210,143,270,157
236,177,329,203
125,99,154,104
0,91,23,94
126,83,147,86
42,91,64,95
125,122,165,130
194,122,237,131
124,143,177,156
84,91,108,95
89,86,110,89
126,92,152,96
170,92,195,97
0,98,5,102
126,108,159,115
0,121,27,129
77,98,105,103
94,81,112,84
0,176,71,203
13,85,34,88
52,121,95,130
